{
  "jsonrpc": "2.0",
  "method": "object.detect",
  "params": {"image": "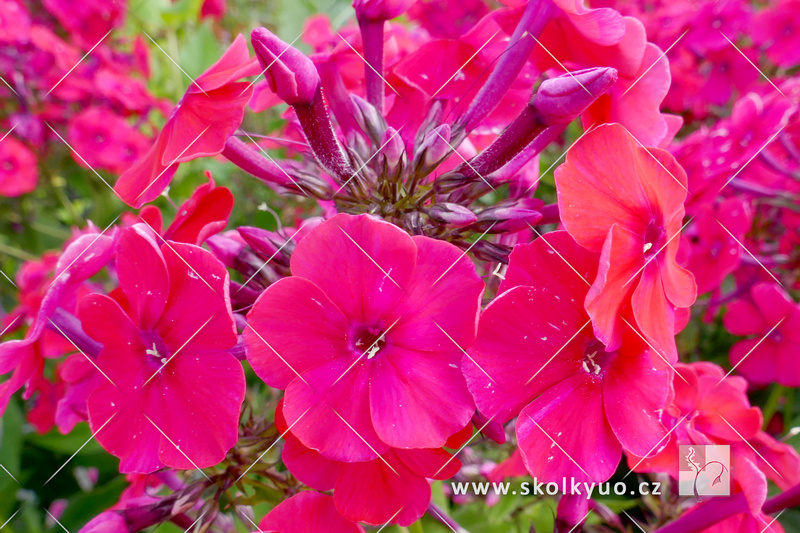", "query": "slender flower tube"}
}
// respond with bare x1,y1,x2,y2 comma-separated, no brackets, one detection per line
456,0,557,137
251,28,357,182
